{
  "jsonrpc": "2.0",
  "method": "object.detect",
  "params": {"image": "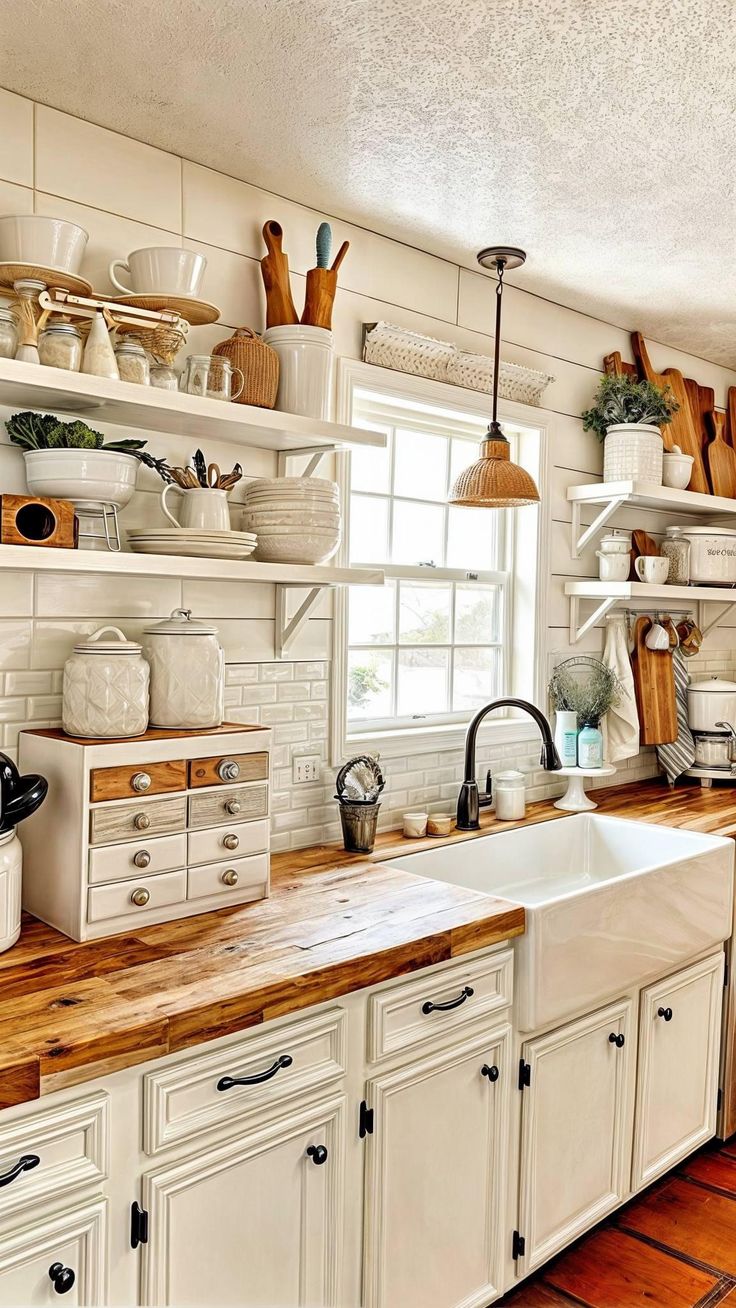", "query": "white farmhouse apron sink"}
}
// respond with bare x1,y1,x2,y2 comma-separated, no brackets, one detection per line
386,814,734,1031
